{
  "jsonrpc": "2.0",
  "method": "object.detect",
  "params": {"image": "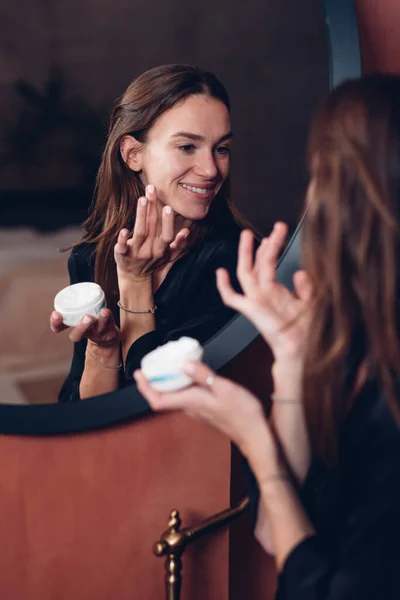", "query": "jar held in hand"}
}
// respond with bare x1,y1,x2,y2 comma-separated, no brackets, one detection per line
54,282,105,327
140,337,204,392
